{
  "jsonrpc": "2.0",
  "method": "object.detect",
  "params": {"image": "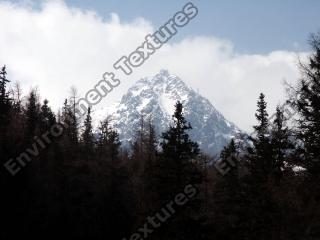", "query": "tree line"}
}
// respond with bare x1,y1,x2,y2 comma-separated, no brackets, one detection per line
0,33,320,239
